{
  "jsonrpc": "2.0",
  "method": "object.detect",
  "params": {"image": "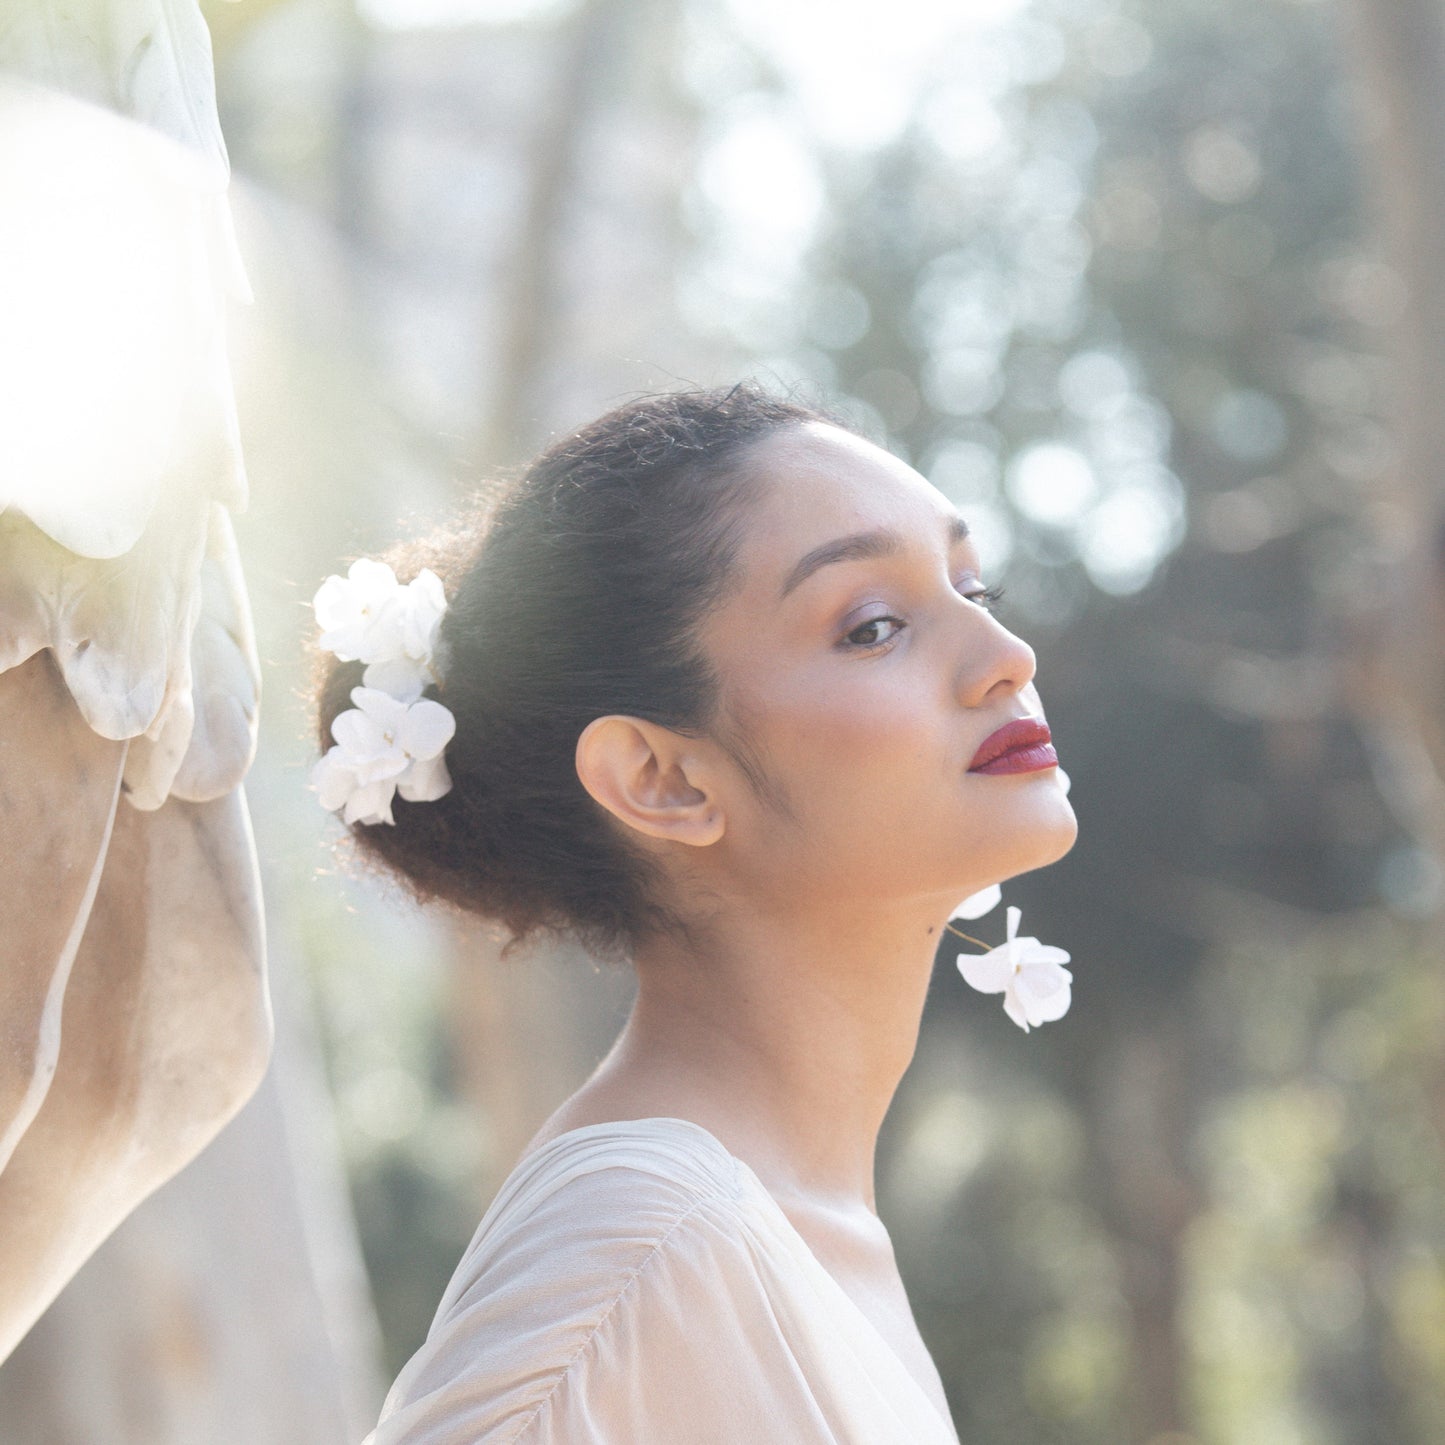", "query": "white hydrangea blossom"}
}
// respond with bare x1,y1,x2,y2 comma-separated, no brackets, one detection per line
311,561,456,825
